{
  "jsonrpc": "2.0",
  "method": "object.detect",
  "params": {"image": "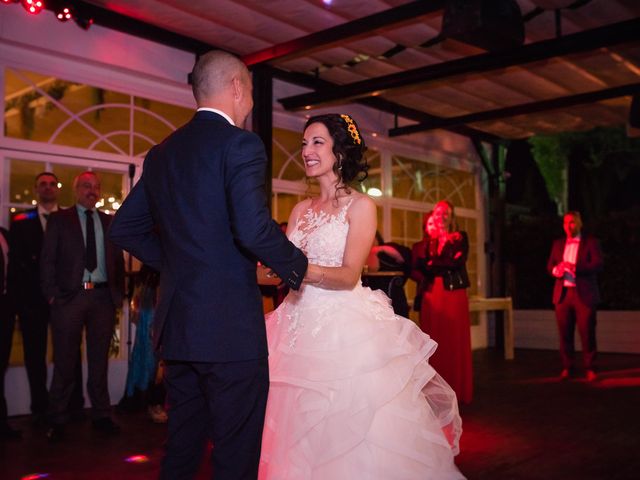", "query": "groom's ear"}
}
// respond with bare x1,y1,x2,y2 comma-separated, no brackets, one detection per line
232,76,243,101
